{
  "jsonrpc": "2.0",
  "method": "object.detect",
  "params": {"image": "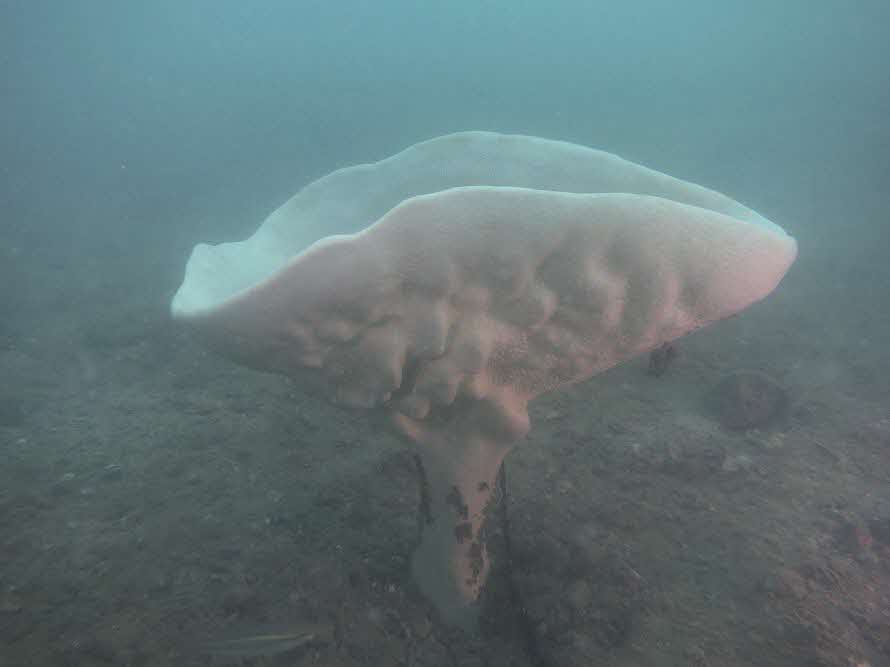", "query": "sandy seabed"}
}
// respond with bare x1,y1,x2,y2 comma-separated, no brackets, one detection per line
1,229,888,667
